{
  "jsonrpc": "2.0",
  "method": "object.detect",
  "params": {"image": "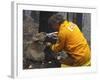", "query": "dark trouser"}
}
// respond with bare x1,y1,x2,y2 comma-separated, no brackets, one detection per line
44,48,61,68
